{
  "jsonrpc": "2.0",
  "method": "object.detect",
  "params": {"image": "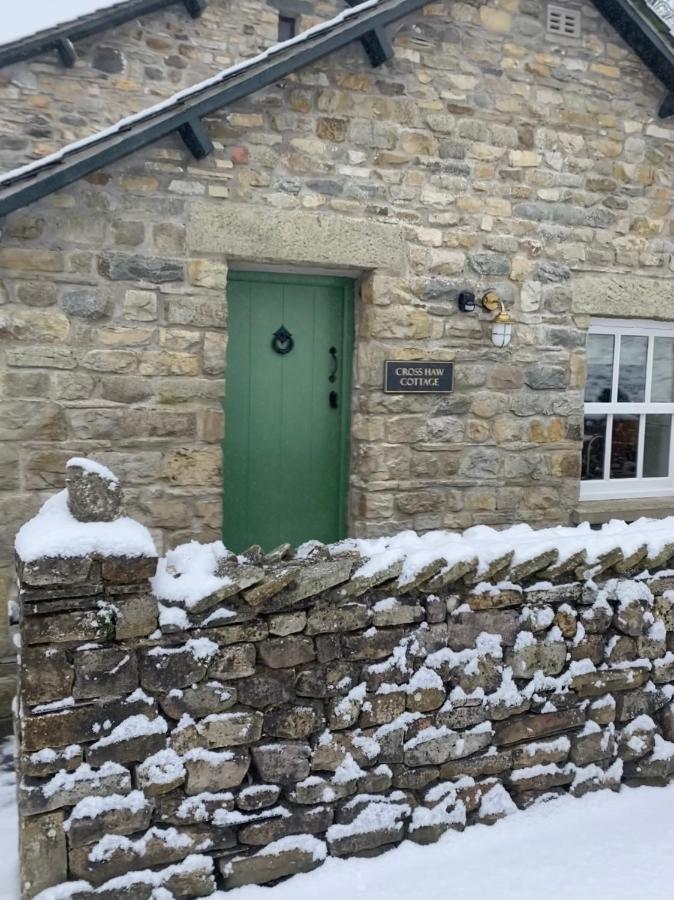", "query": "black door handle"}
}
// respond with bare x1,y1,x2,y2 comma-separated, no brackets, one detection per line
329,346,338,383
329,391,338,409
